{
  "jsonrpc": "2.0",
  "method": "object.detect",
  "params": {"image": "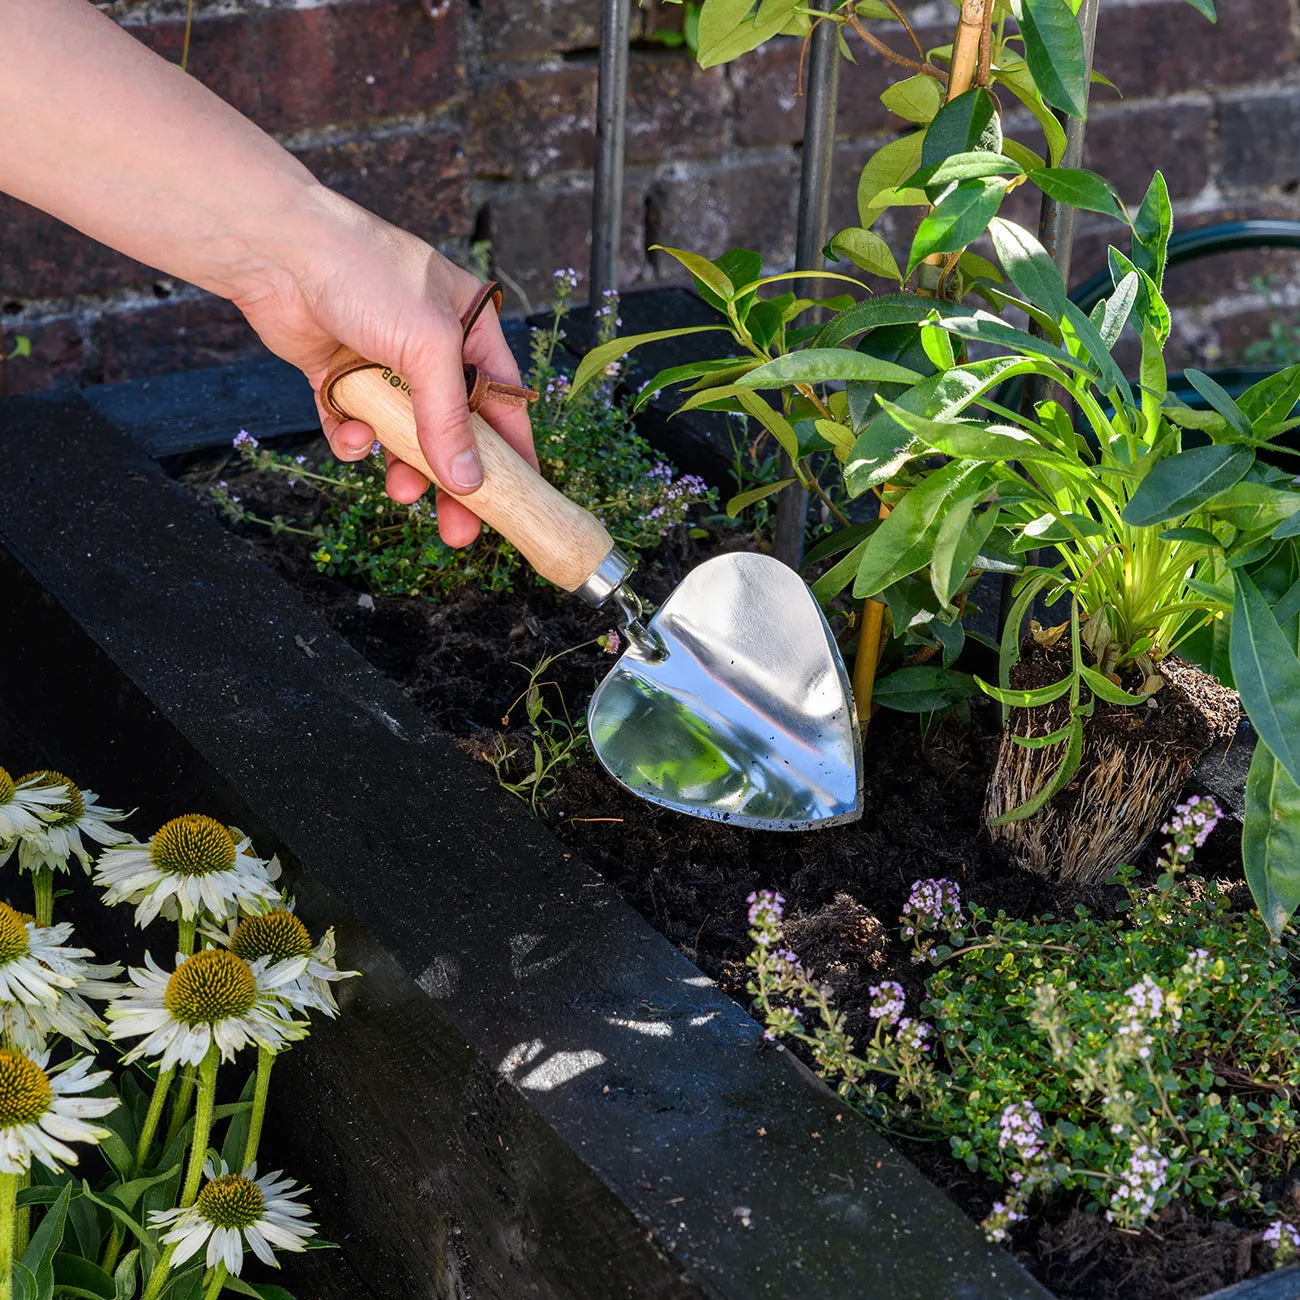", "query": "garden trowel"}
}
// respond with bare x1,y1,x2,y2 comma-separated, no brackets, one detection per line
322,347,863,831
